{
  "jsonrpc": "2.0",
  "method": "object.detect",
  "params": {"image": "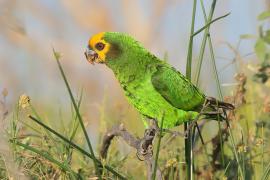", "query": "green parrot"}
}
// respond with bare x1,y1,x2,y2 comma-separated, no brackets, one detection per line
85,32,234,129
